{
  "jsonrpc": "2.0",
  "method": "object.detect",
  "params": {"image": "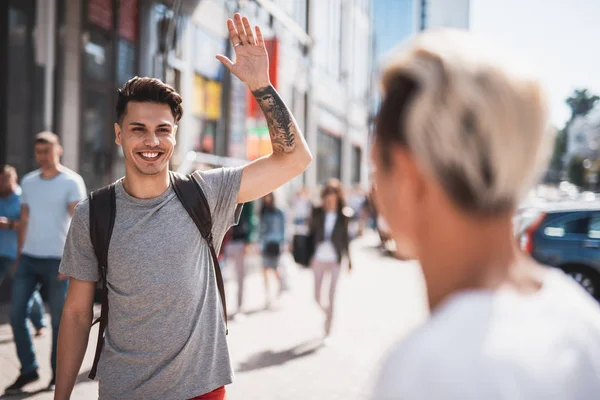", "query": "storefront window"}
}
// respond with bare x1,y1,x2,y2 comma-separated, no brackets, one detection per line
317,130,341,184
80,0,138,189
5,5,36,176
81,89,111,190
84,28,112,82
